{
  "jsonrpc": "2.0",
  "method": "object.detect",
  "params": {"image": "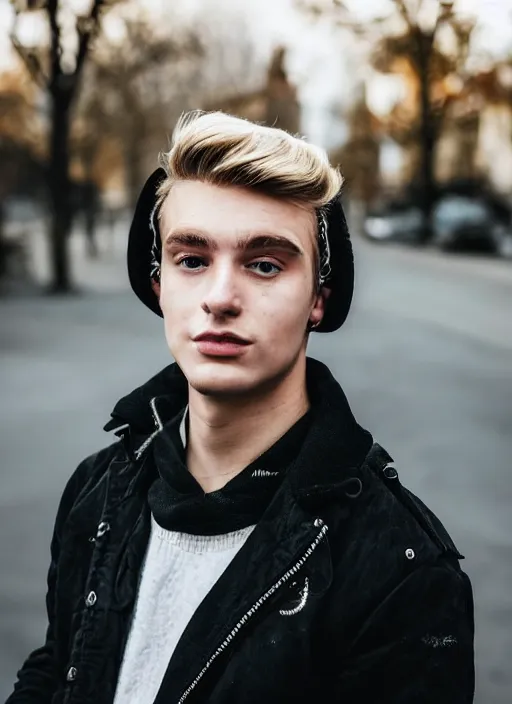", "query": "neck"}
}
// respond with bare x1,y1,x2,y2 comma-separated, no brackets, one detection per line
186,356,310,493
